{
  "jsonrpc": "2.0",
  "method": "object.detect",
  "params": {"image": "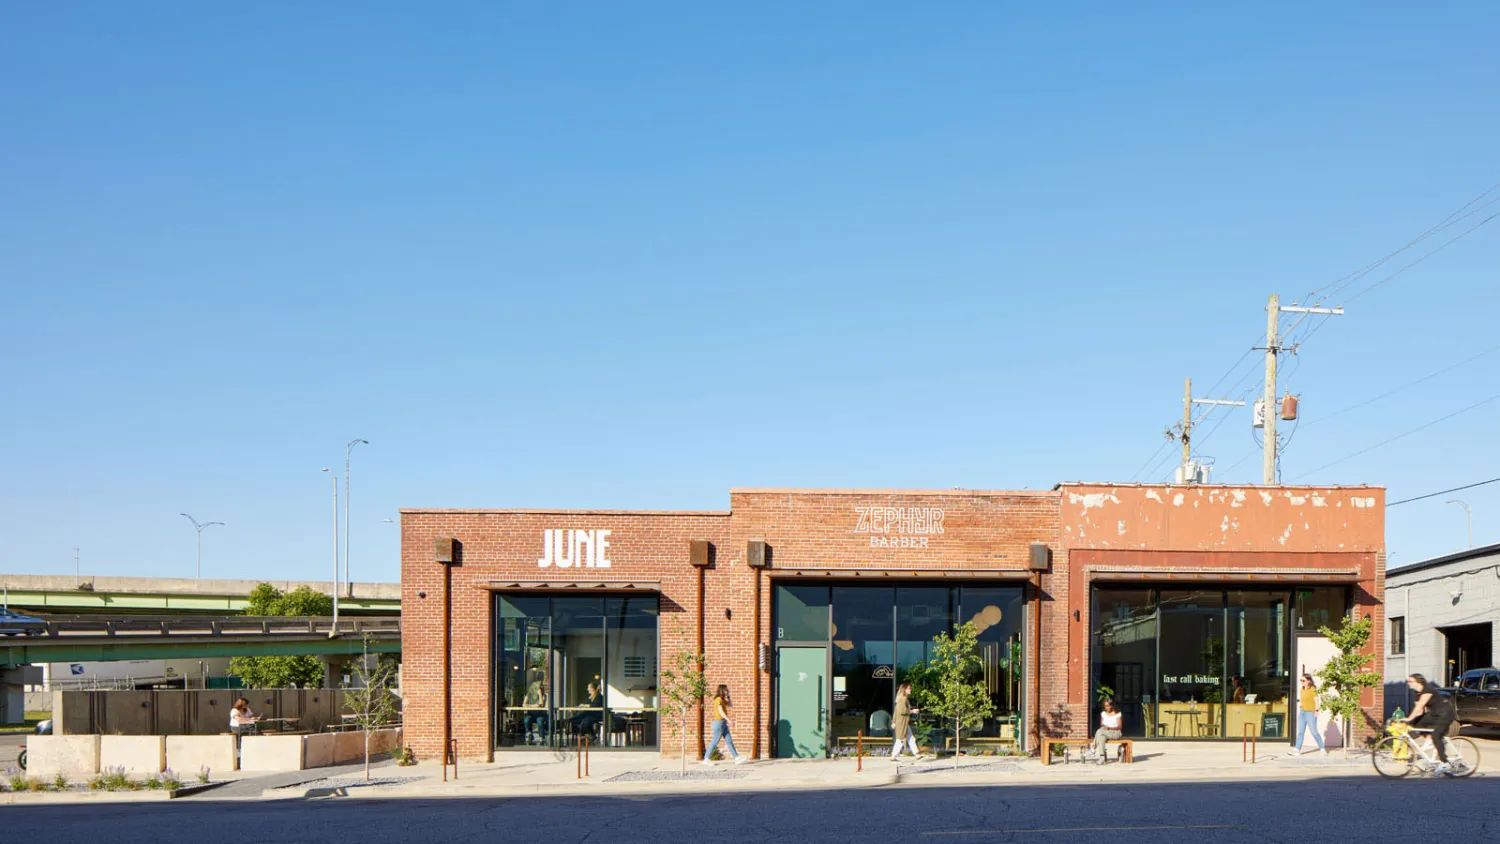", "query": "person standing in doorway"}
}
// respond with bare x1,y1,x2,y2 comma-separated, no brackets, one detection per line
1291,674,1328,756
891,682,921,760
702,684,749,765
